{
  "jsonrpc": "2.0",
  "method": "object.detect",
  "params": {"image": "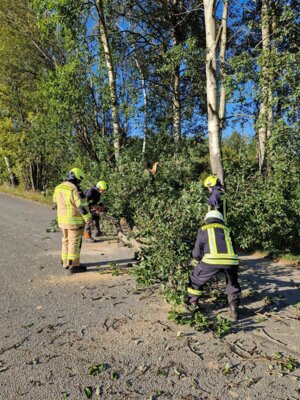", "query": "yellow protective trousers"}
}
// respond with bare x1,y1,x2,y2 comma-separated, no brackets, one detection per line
61,228,84,268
